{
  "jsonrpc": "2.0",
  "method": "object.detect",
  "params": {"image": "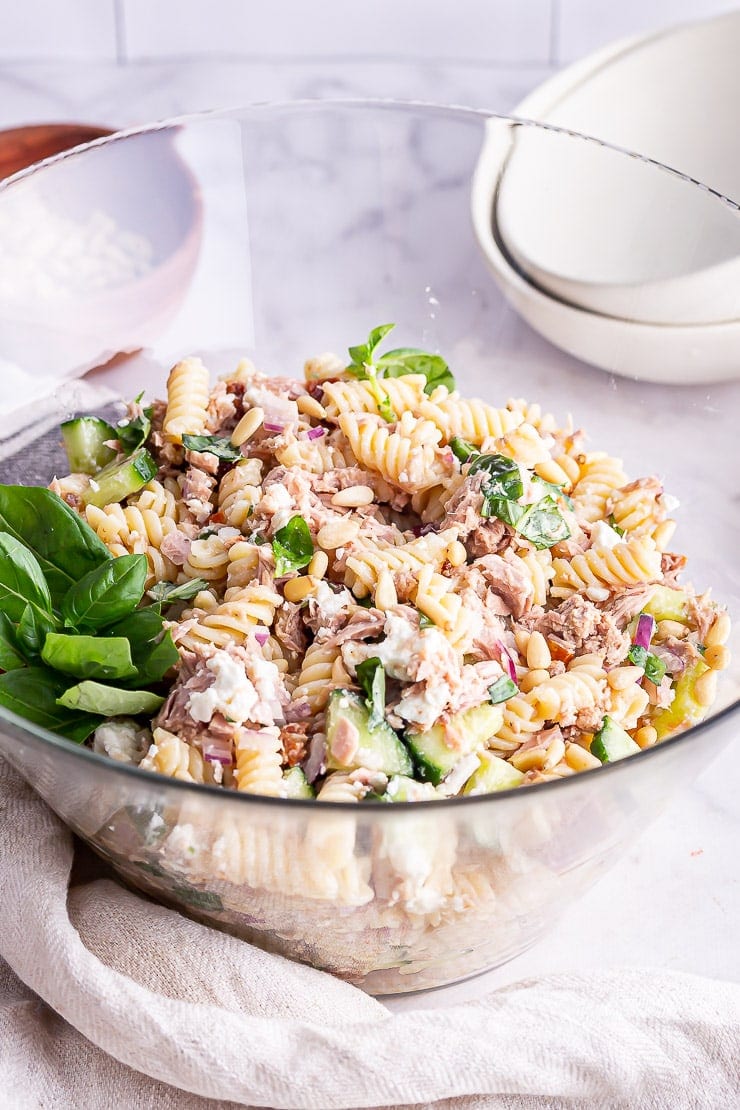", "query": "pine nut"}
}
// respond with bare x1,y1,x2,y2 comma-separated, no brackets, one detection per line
230,406,264,447
635,725,657,749
308,550,329,579
446,540,467,567
297,394,327,420
694,669,717,708
565,742,602,771
704,644,730,671
317,518,359,550
706,612,731,648
283,575,316,603
514,628,530,655
656,619,687,640
374,570,398,610
510,746,547,772
607,665,644,690
526,631,551,670
331,485,375,508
